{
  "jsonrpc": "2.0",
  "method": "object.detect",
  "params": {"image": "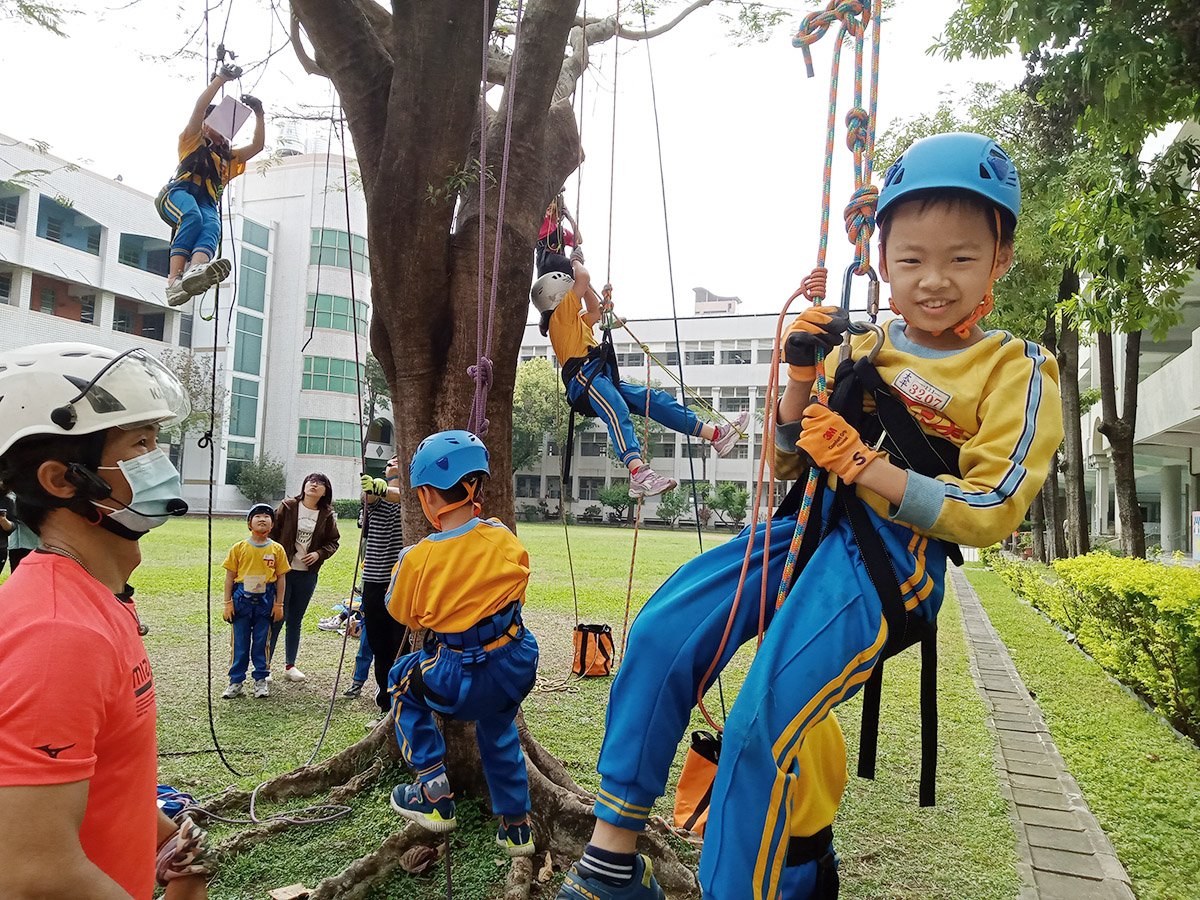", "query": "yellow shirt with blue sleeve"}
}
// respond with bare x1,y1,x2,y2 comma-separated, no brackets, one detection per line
775,319,1064,548
176,133,248,203
547,288,597,365
222,538,291,594
385,518,530,634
